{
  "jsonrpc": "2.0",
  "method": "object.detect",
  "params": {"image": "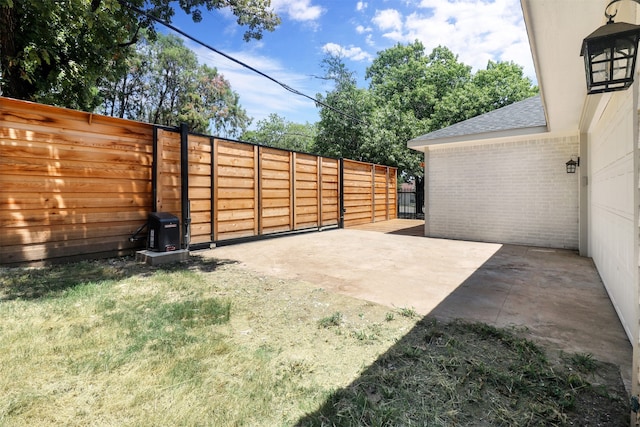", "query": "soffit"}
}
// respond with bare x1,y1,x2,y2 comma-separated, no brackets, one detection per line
521,0,605,133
